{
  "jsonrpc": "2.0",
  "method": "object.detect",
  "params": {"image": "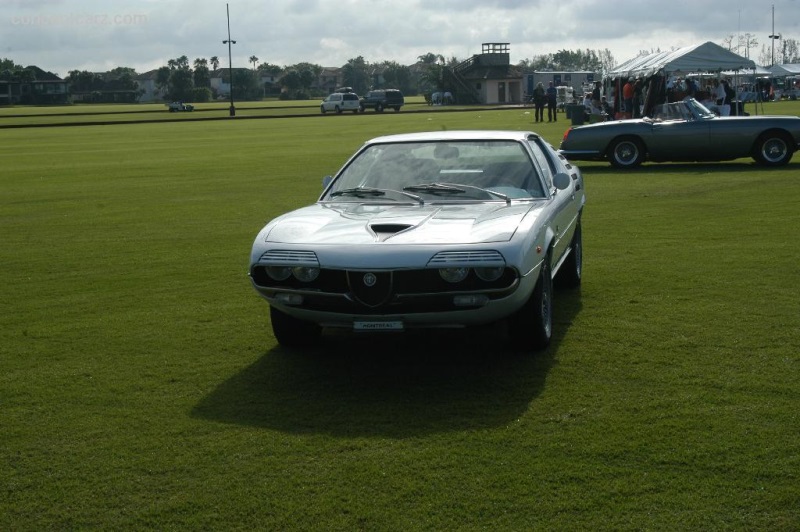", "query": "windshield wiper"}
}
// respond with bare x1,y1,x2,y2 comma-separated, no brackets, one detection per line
329,187,424,204
329,187,386,198
403,183,466,195
404,182,510,203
